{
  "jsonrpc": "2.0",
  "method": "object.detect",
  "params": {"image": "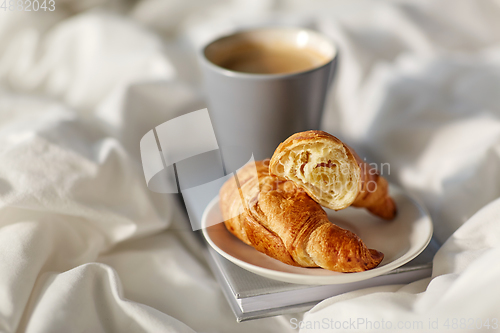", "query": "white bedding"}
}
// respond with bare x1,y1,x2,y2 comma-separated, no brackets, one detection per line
1,1,500,332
